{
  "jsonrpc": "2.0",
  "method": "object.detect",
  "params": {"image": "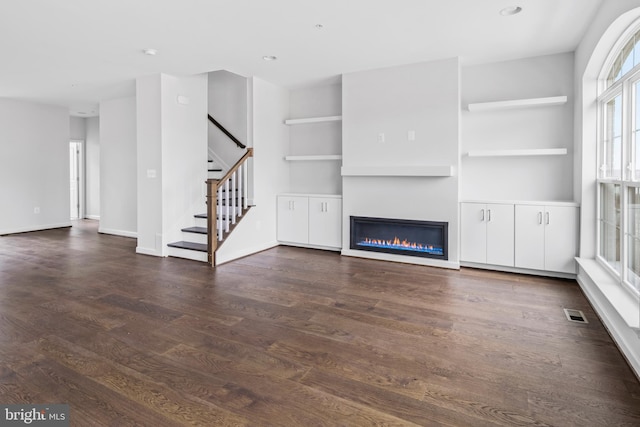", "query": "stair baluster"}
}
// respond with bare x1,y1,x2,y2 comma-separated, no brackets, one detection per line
217,186,222,241
237,165,243,218
206,148,254,266
225,179,230,232
243,163,248,210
